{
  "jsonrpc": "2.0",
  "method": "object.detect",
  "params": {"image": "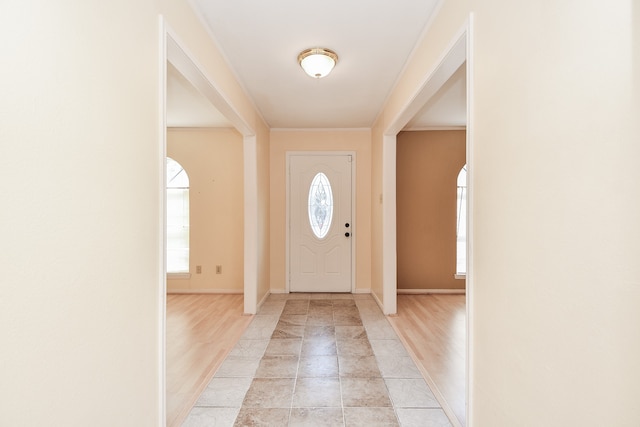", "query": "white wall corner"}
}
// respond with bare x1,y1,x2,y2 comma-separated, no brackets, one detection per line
243,135,258,314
